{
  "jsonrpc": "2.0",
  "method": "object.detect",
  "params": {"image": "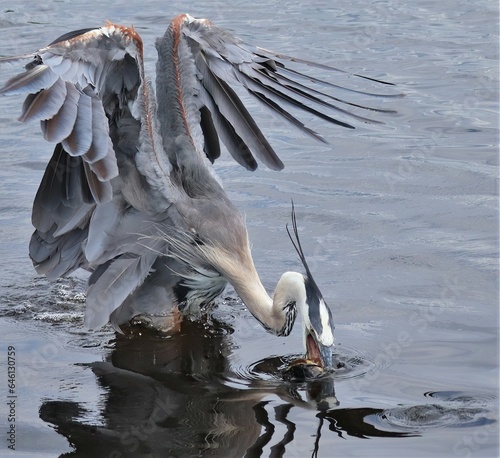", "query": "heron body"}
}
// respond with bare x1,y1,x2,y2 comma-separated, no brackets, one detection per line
1,14,395,370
